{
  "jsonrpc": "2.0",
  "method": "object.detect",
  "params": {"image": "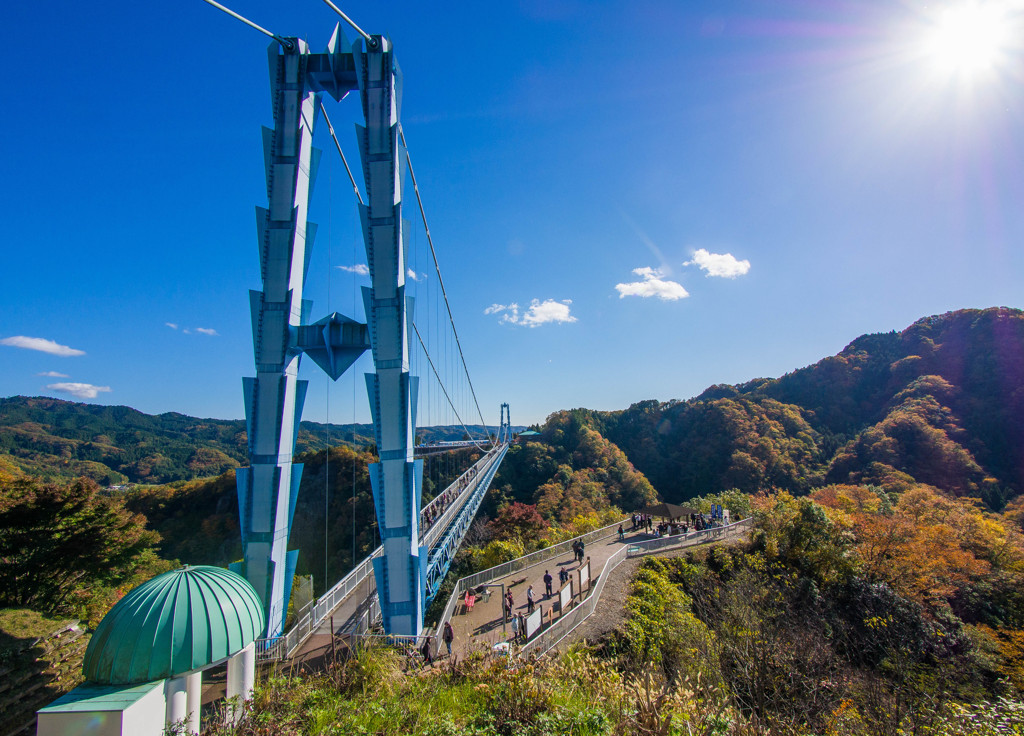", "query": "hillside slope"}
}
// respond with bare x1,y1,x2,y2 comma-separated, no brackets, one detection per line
594,307,1024,507
0,396,509,485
